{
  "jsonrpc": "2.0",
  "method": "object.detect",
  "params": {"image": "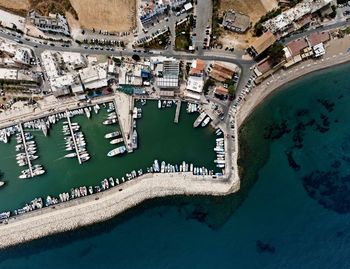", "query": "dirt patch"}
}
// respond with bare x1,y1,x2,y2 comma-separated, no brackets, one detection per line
218,0,278,49
0,0,29,16
0,0,78,18
69,0,136,32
